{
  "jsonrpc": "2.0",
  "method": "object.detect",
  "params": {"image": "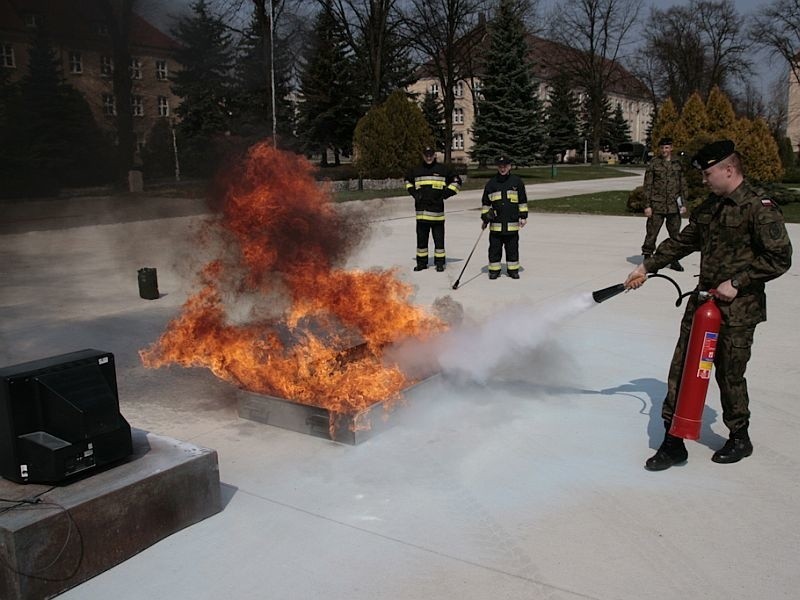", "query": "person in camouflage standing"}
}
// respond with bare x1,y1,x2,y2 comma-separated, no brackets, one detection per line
641,137,687,271
625,140,793,471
